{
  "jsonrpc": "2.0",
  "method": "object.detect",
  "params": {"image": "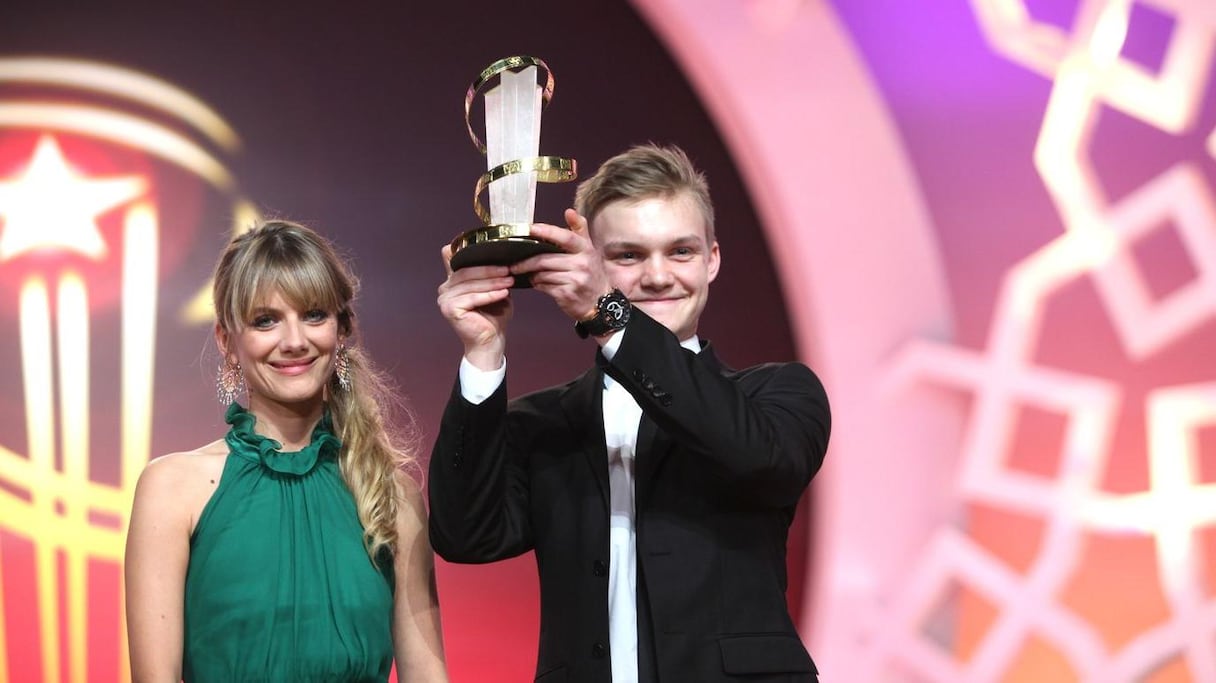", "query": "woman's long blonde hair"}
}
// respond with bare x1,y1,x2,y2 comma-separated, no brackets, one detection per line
211,219,414,564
